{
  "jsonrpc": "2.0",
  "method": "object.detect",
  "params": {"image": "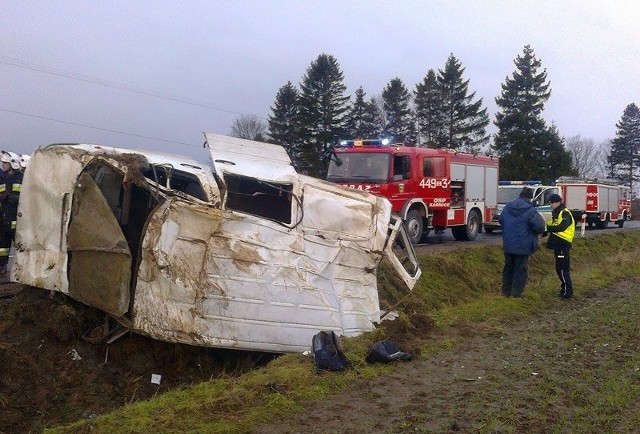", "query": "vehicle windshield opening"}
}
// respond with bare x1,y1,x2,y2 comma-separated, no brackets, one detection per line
326,153,390,183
